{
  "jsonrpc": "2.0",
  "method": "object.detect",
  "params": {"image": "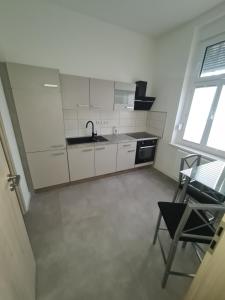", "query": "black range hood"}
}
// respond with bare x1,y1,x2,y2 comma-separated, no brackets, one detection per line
134,81,155,111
